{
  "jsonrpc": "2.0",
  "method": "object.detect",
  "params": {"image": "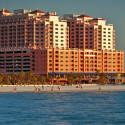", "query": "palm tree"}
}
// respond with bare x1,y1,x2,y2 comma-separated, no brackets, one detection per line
98,73,107,84
31,75,38,85
46,75,53,84
77,74,83,84
0,74,3,85
5,75,12,85
9,73,18,85
67,73,75,85
39,75,46,84
25,72,33,84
